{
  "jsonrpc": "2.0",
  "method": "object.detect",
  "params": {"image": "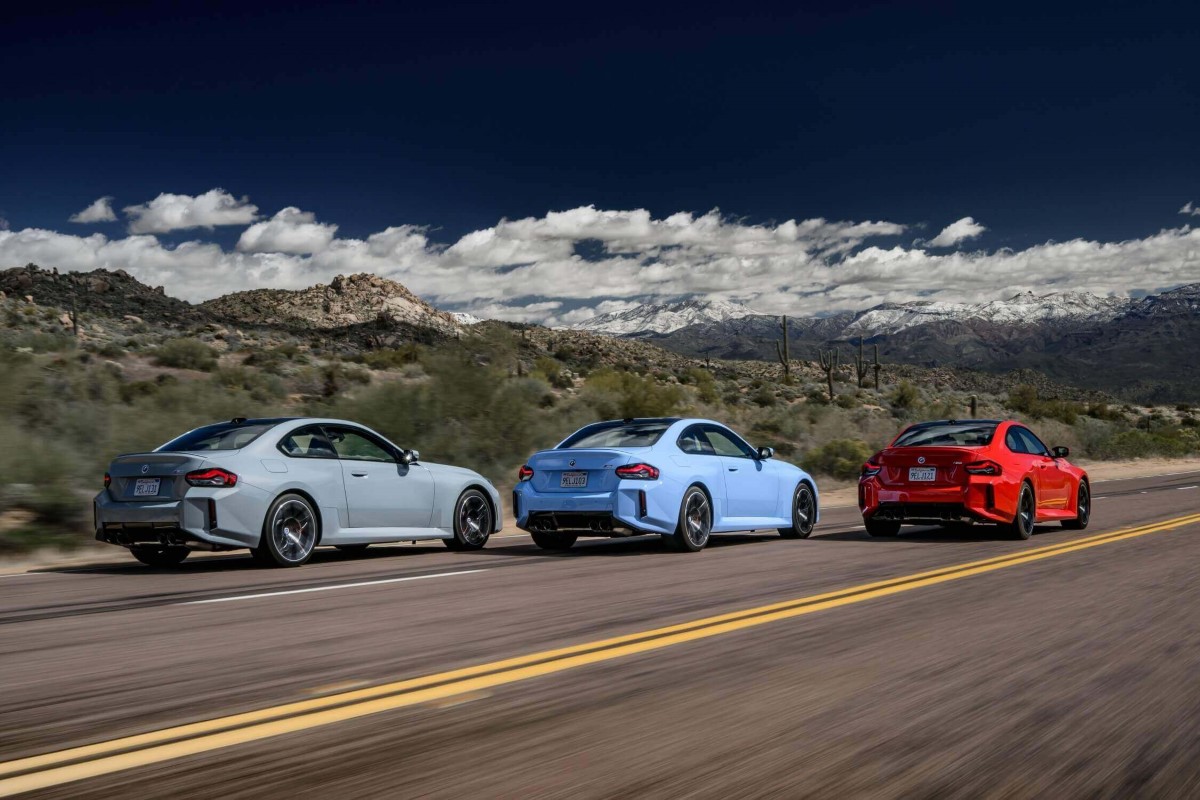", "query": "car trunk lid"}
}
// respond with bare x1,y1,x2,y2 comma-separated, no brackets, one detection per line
105,452,213,502
526,448,640,493
874,447,981,487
